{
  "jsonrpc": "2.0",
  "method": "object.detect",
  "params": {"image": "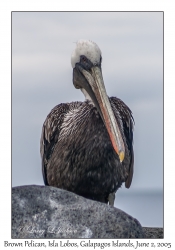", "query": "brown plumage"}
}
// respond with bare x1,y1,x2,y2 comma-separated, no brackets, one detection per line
40,40,134,205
